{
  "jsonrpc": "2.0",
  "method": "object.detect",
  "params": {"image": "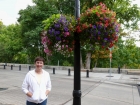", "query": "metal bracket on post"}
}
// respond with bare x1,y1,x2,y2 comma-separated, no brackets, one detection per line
73,90,82,97
73,90,82,105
